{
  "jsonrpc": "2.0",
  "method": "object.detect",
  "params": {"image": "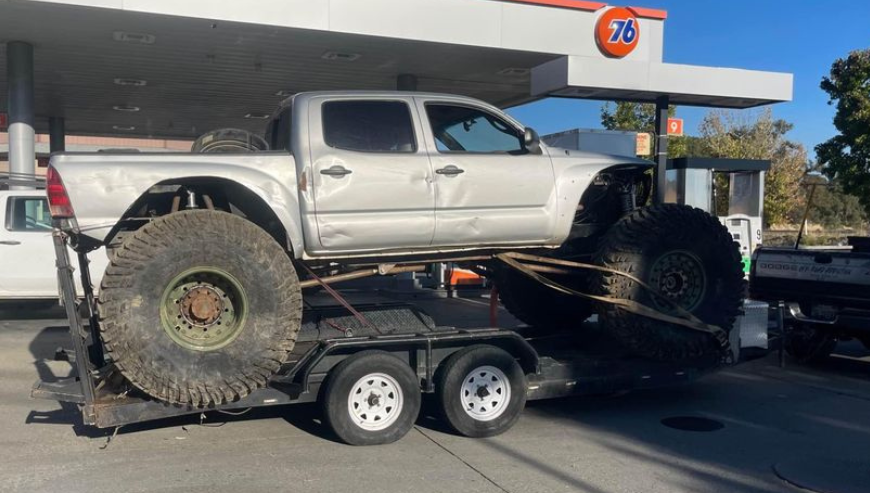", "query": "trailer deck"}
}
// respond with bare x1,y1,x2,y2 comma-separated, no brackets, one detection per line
32,228,721,435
